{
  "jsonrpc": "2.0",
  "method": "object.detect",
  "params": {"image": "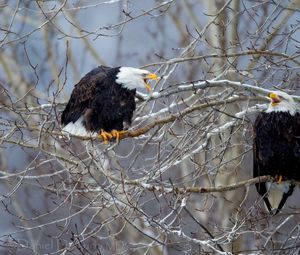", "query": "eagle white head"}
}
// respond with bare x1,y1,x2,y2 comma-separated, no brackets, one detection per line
116,67,158,92
266,91,297,115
